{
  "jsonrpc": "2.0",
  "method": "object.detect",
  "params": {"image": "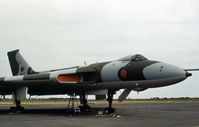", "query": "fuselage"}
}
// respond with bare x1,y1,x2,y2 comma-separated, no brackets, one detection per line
50,54,189,92
0,54,191,96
